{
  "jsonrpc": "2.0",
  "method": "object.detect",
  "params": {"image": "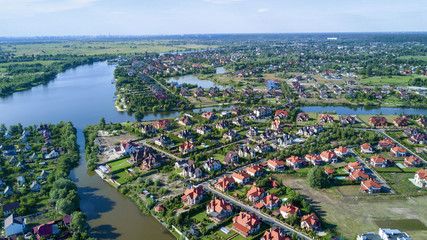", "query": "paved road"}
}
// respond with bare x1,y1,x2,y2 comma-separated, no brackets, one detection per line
349,148,394,194
202,184,312,240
